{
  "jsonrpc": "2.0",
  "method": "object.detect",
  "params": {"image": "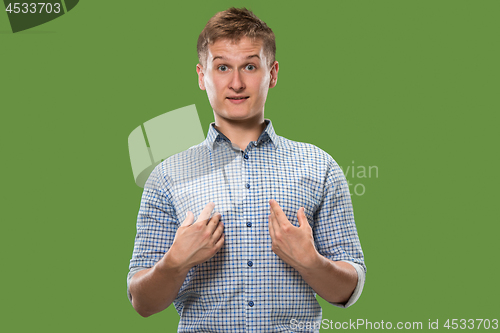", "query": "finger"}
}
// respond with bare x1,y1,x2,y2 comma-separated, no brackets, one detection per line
269,199,289,227
297,207,309,228
269,207,279,231
181,211,195,227
207,213,222,232
211,220,224,243
268,211,276,238
214,233,225,251
196,202,215,224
